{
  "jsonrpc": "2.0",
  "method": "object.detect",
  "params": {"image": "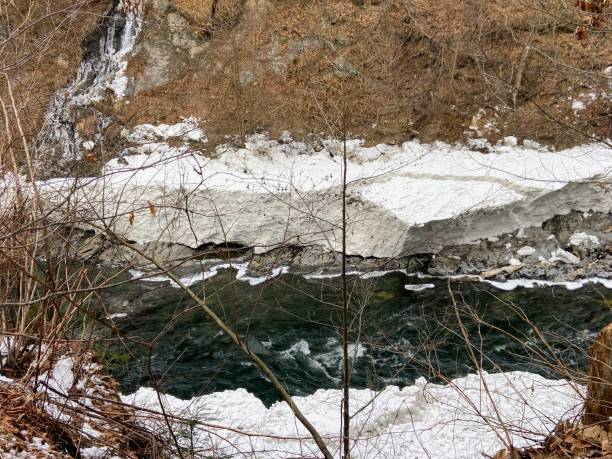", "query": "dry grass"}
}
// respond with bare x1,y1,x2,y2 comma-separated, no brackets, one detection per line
173,0,245,32
0,349,161,458
0,0,111,166
109,0,611,150
493,421,612,458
